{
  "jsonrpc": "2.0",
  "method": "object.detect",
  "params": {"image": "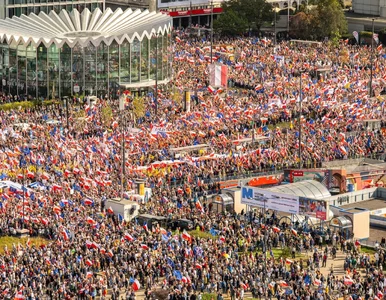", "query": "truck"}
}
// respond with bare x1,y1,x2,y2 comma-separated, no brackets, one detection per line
106,198,139,222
